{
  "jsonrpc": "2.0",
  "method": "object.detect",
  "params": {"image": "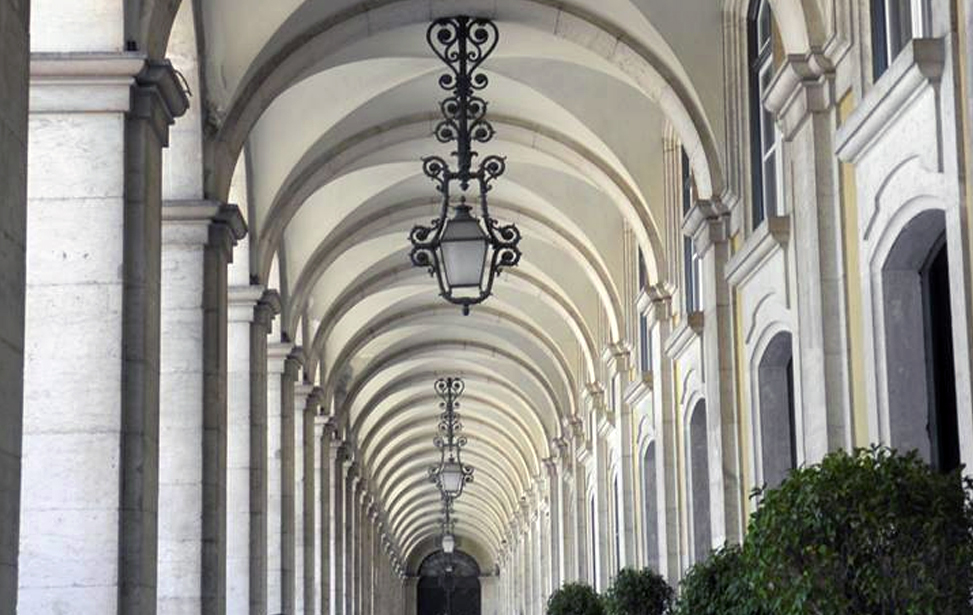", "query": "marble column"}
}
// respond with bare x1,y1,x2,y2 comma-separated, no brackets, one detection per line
226,284,263,615
293,383,313,615
0,0,29,611
158,201,245,615
343,463,359,615
544,459,561,590
266,341,292,613
313,417,333,615
250,291,280,615
685,202,742,547
281,349,305,615
22,55,186,615
403,577,418,615
765,55,852,458
648,286,681,583
329,445,346,615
